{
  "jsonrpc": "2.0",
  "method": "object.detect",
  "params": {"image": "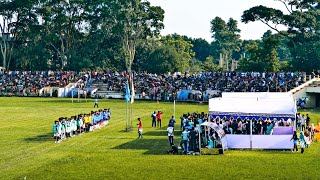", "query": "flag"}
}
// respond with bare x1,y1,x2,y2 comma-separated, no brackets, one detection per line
131,79,135,104
125,81,130,102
